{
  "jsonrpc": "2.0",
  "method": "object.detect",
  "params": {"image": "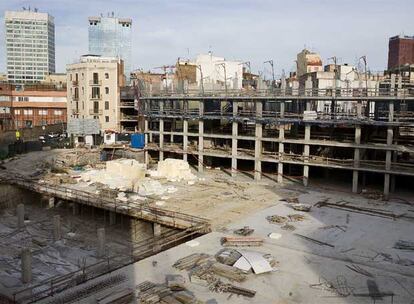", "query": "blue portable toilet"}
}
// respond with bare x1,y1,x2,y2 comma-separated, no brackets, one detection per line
131,133,145,149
